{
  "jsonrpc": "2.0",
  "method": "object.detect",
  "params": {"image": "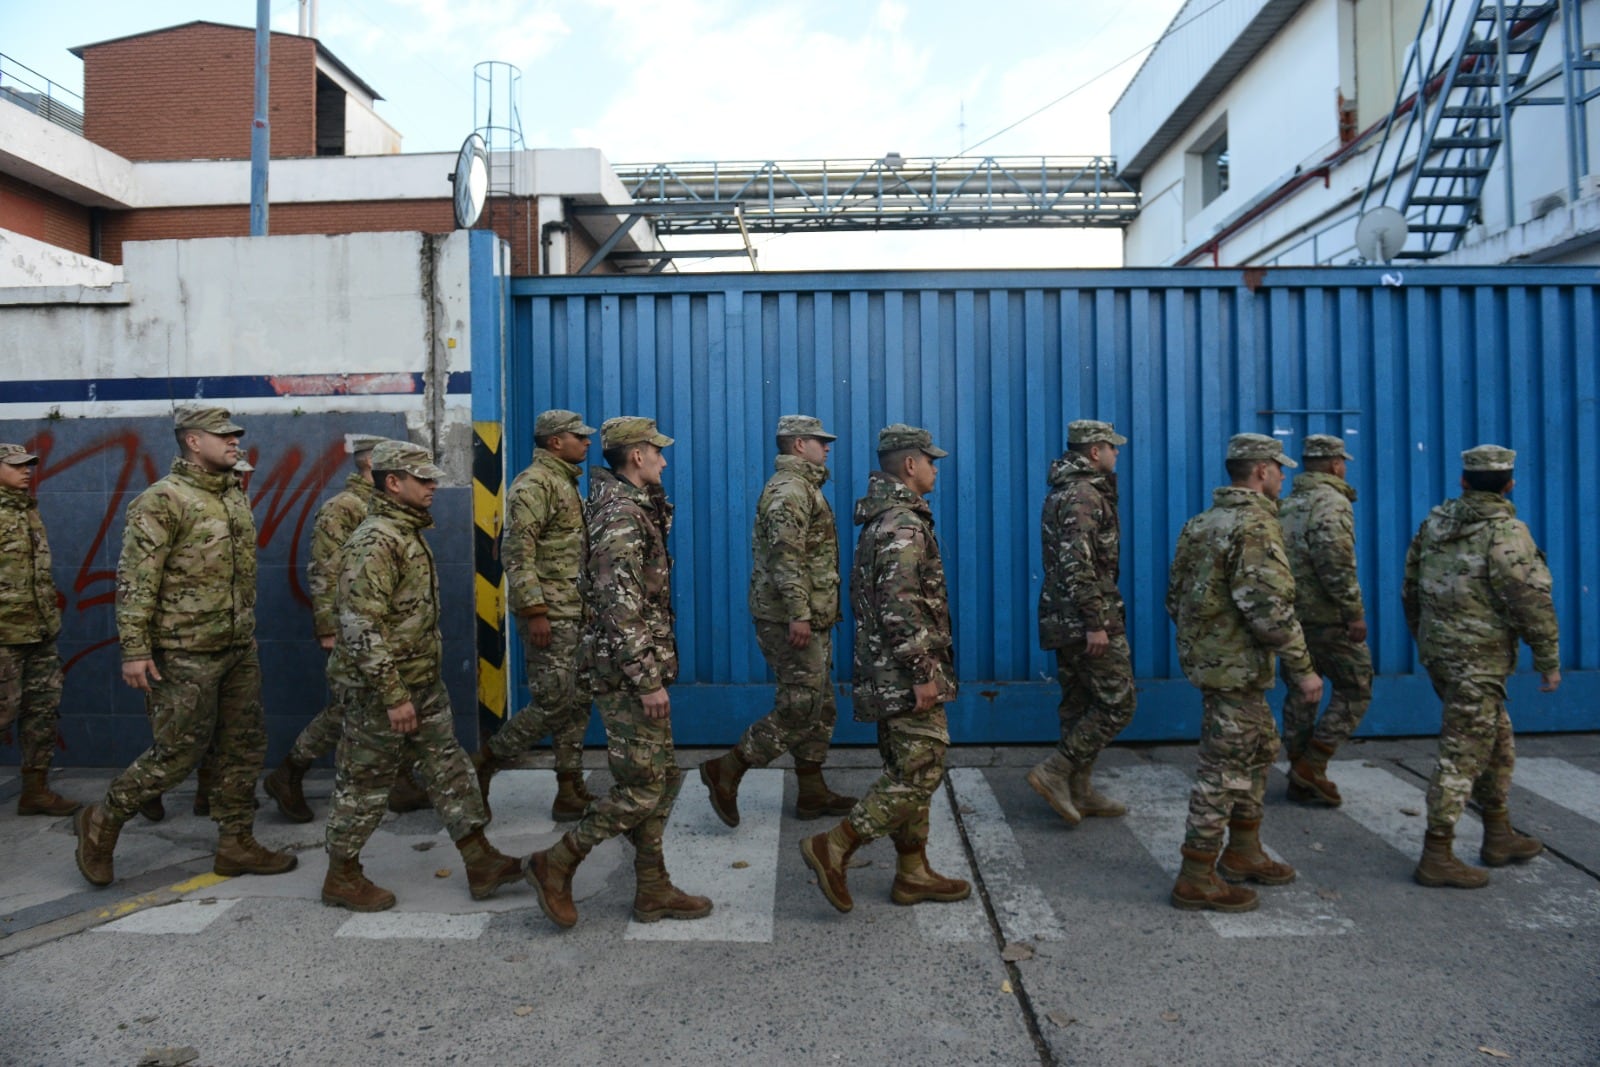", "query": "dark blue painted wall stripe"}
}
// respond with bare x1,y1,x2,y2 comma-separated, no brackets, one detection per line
1,371,473,404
